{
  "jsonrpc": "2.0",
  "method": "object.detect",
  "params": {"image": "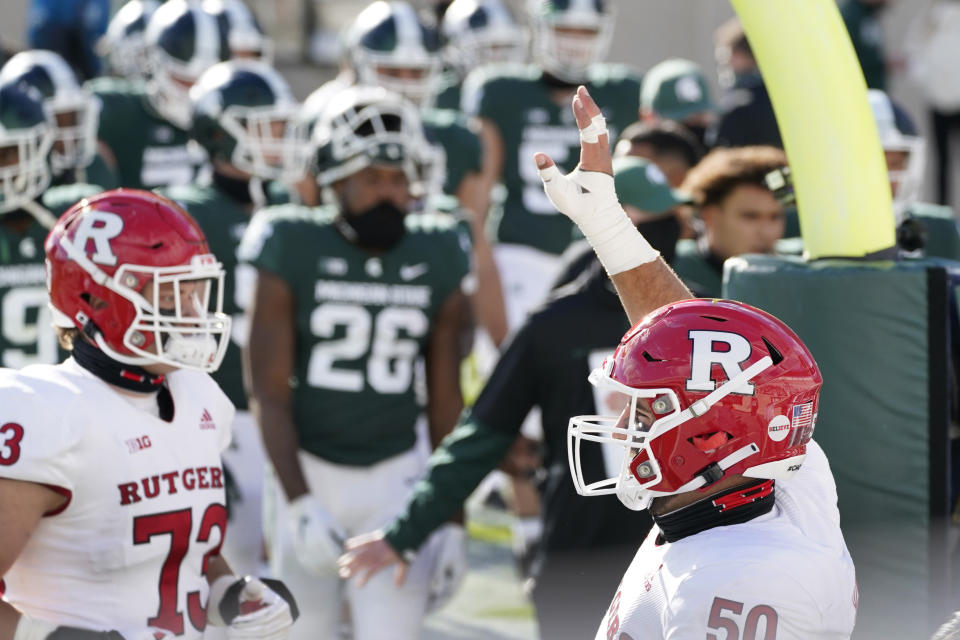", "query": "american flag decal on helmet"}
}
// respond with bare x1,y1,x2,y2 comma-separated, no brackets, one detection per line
789,401,815,445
